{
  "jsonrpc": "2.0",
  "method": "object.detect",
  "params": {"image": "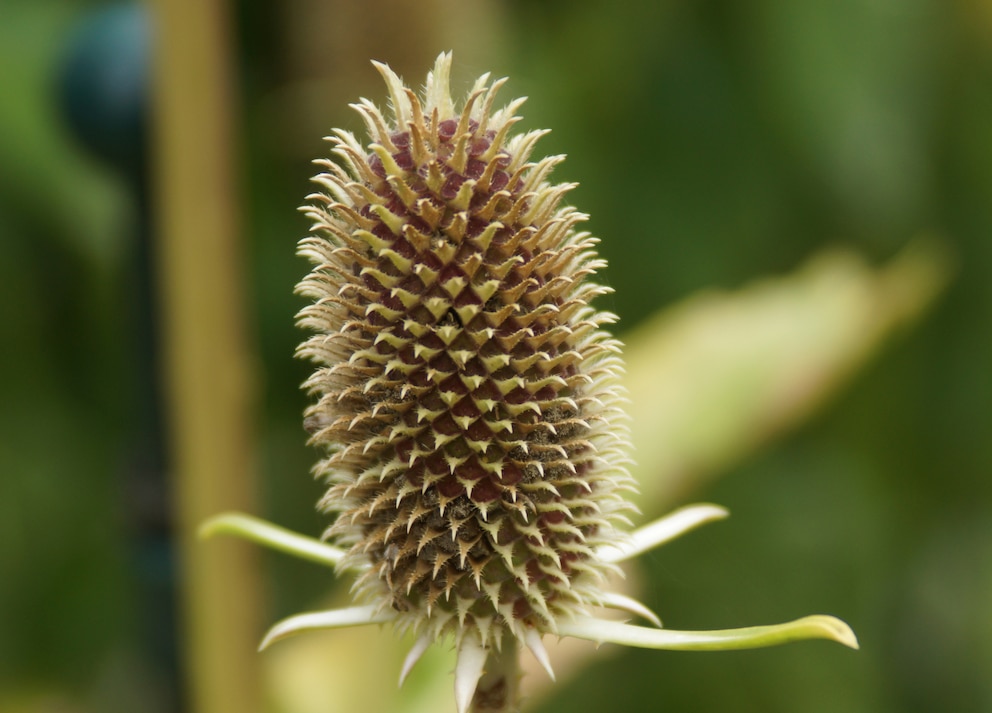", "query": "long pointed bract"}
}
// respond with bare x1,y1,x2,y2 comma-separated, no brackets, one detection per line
597,591,663,627
558,614,859,651
597,504,729,564
524,627,555,681
200,511,350,568
454,634,488,713
258,605,393,651
399,633,433,687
